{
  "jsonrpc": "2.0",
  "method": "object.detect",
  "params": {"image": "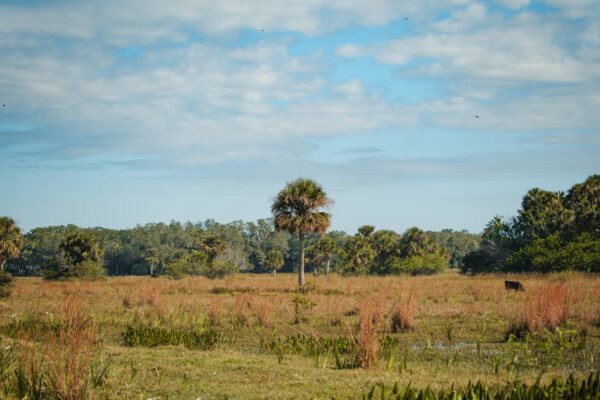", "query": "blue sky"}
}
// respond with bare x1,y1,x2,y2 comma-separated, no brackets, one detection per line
1,0,599,233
